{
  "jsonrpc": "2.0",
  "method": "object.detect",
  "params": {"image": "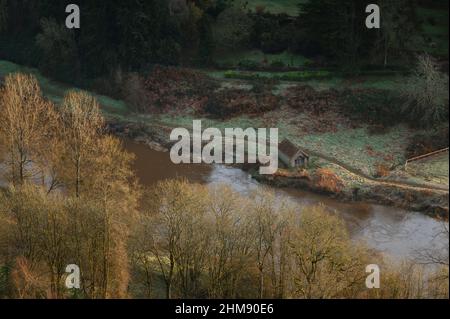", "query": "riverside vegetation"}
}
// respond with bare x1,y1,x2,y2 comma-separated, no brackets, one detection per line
0,73,448,299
